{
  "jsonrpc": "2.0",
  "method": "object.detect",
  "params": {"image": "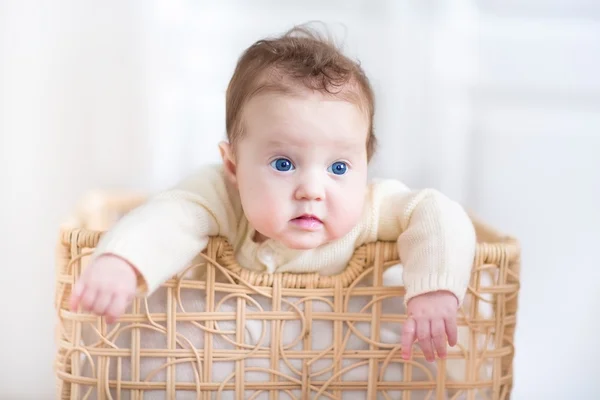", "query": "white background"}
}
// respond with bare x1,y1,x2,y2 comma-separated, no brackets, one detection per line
1,0,599,398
